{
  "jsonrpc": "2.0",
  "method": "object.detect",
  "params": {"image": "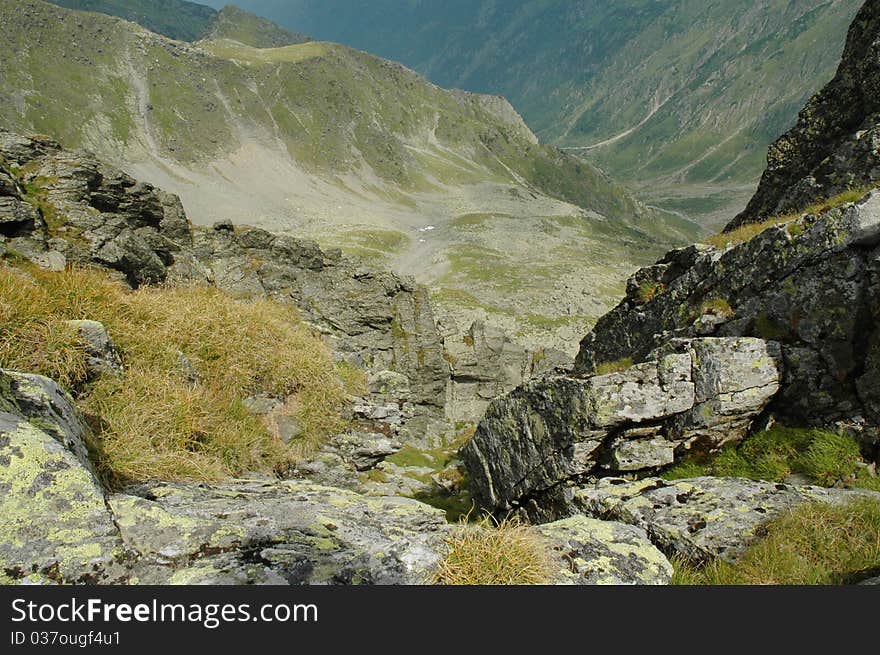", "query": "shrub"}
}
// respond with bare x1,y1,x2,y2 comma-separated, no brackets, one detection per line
673,498,880,585
433,516,553,585
0,263,347,485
